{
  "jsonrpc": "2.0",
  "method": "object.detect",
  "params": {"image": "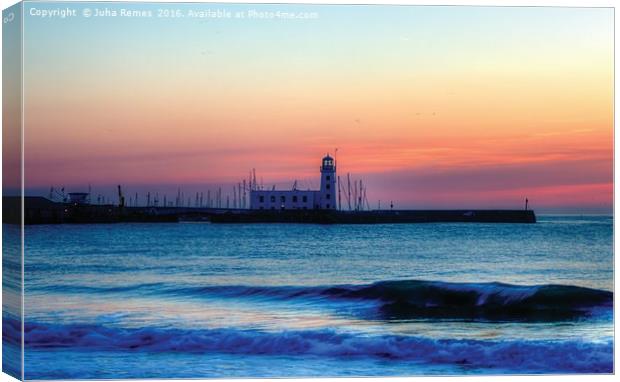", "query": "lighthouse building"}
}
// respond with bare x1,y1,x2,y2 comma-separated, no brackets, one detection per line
250,155,337,210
